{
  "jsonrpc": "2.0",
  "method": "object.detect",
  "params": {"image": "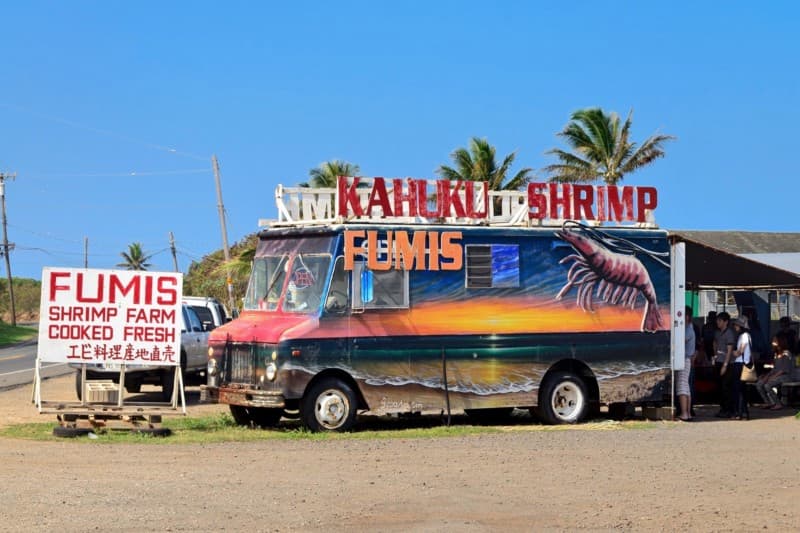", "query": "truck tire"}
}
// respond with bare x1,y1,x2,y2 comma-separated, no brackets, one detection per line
302,377,358,432
250,407,282,428
160,352,186,401
74,370,83,401
539,371,588,425
160,368,176,402
229,405,252,426
227,406,281,428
